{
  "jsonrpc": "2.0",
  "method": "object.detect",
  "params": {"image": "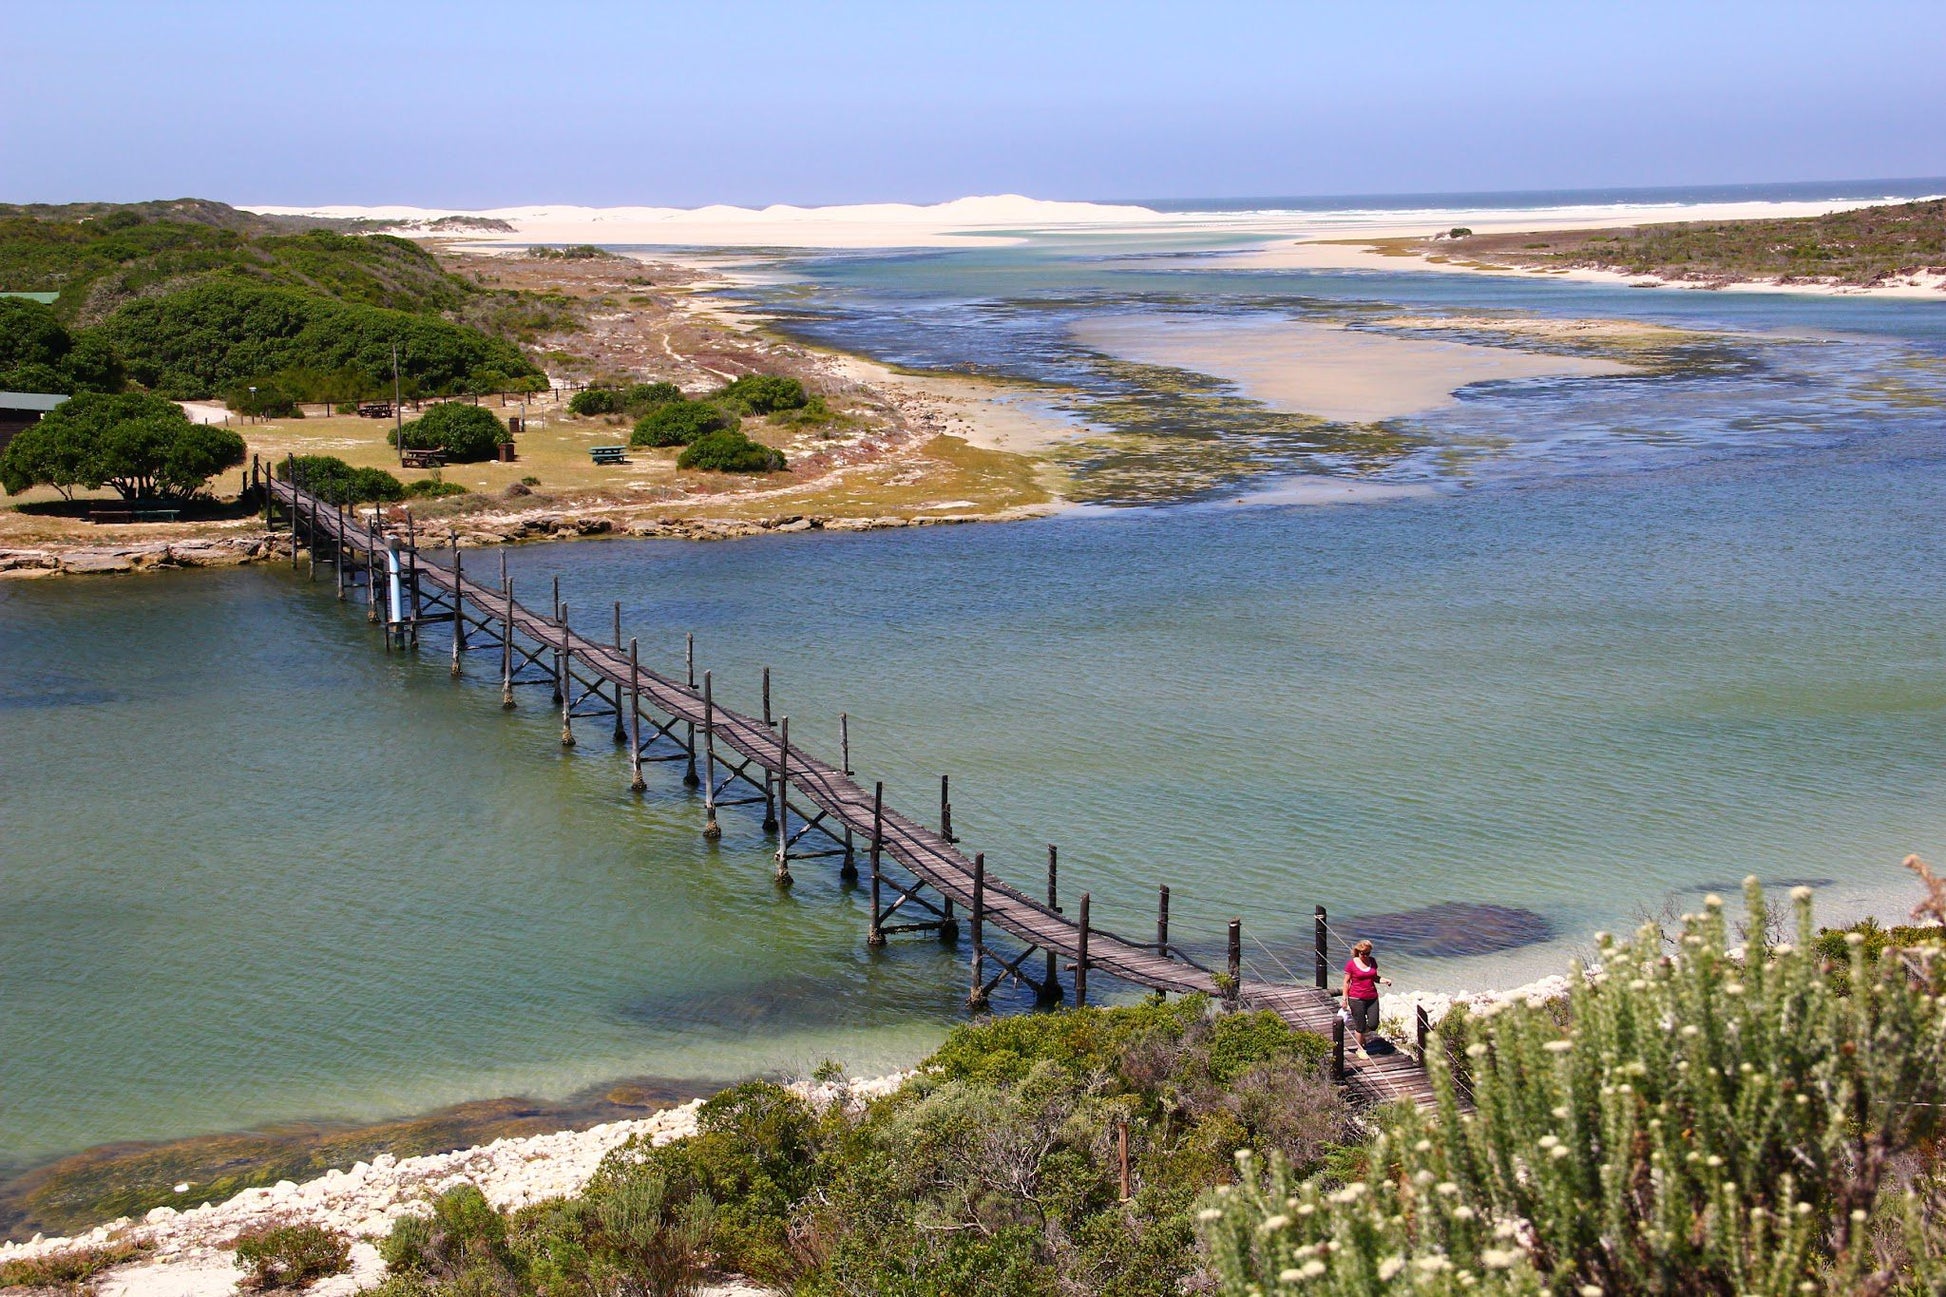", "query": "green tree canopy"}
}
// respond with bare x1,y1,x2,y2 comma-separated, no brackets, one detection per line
389,401,506,462
676,429,785,473
0,391,244,501
99,281,540,401
274,454,405,505
0,298,126,394
715,374,808,415
631,400,735,448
